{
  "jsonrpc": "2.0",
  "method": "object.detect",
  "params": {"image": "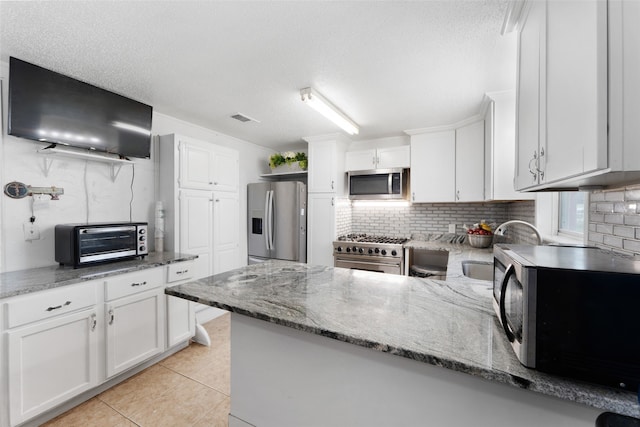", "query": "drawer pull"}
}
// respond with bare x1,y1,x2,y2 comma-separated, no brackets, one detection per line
130,281,147,287
46,301,71,312
176,270,188,275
